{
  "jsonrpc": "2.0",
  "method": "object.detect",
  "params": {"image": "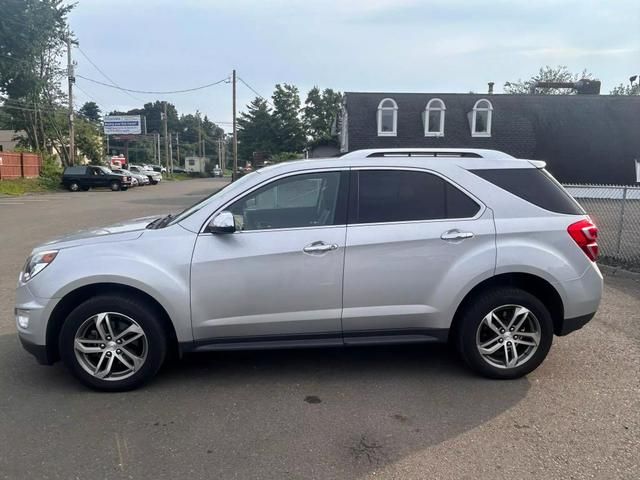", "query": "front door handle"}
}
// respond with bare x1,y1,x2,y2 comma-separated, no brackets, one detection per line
303,241,339,254
441,229,474,241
